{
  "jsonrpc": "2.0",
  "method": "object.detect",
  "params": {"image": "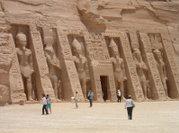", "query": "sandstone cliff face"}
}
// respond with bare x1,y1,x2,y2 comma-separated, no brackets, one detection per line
0,0,179,104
